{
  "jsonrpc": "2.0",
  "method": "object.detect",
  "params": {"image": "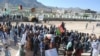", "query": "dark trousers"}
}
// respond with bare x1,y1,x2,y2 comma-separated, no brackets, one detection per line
20,45,25,56
90,48,93,56
33,48,38,56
